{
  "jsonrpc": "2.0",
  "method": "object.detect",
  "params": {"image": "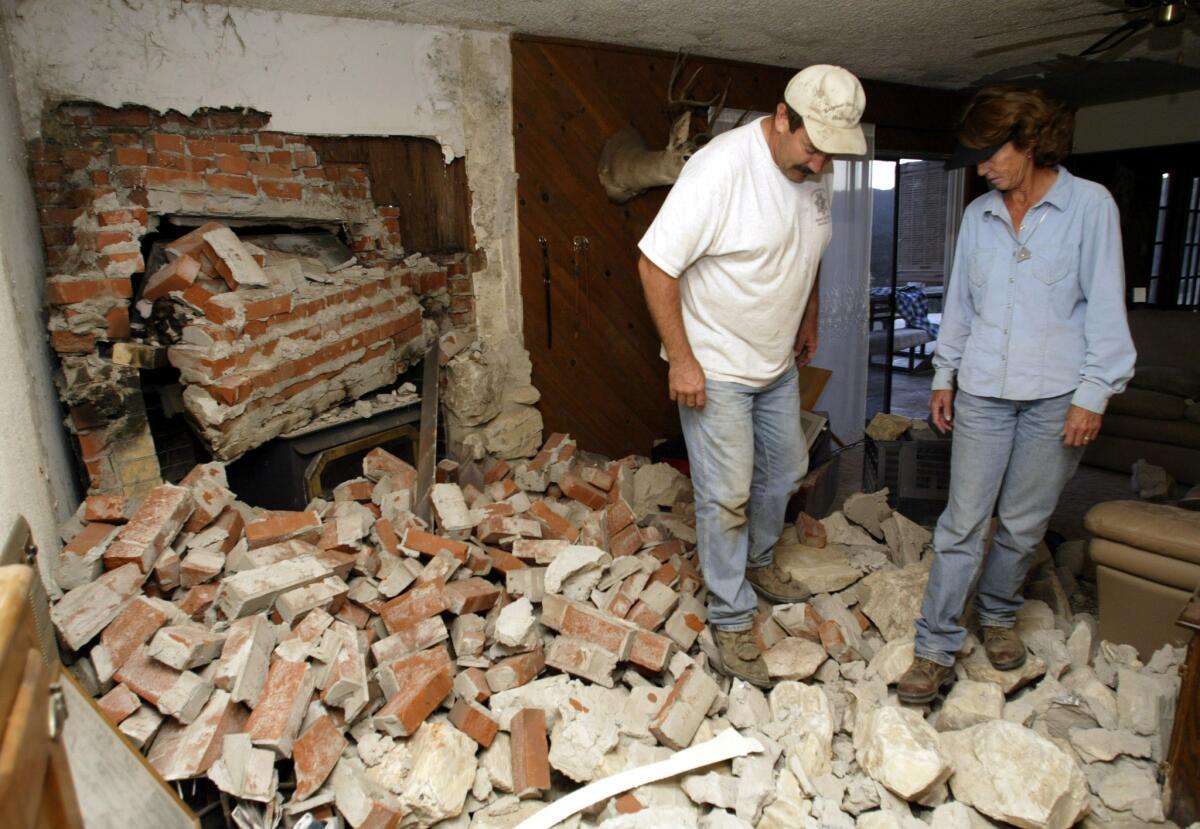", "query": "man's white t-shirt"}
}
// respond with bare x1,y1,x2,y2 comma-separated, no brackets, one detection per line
638,117,832,387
